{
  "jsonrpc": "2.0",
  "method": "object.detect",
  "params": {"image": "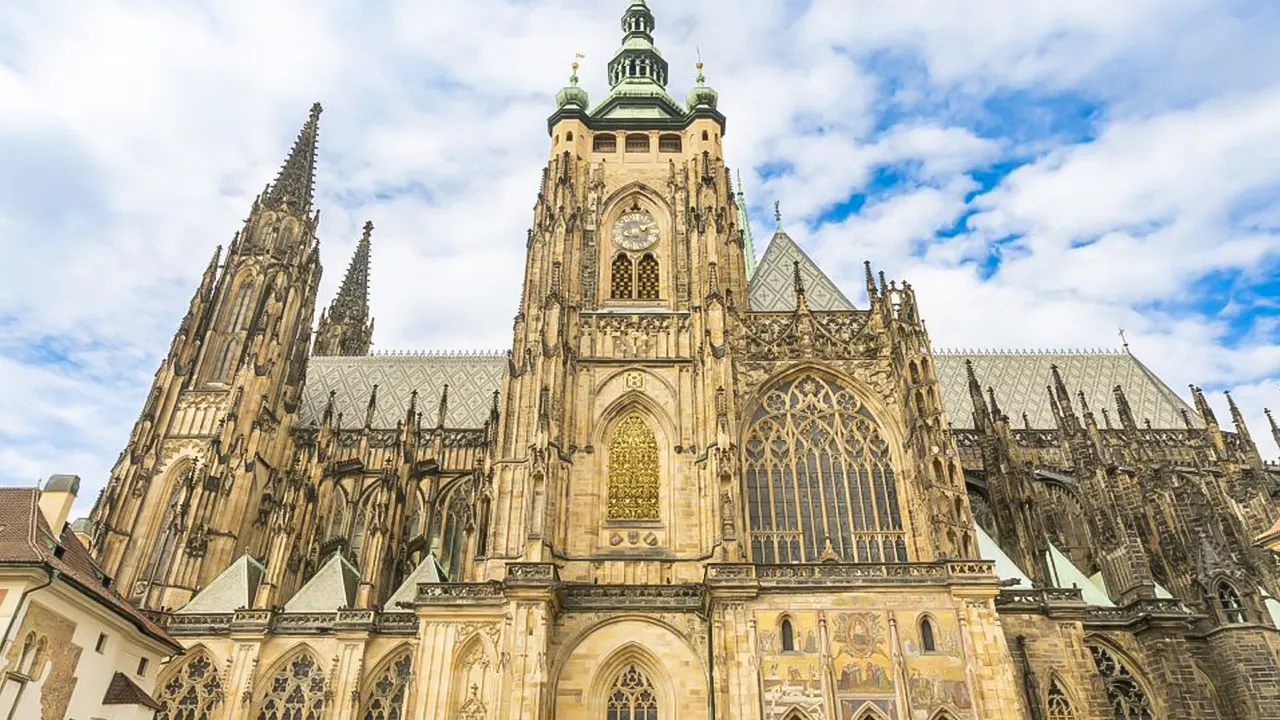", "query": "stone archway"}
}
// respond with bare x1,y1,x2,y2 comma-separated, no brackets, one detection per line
552,618,707,720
